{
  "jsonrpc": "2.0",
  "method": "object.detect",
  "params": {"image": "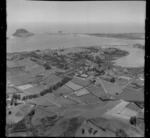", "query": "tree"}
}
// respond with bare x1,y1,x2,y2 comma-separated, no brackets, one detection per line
110,77,115,83
48,87,53,92
52,85,58,91
130,116,137,126
17,94,21,100
8,111,12,115
12,94,17,99
43,63,51,70
40,91,45,96
22,96,26,100
14,101,18,106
